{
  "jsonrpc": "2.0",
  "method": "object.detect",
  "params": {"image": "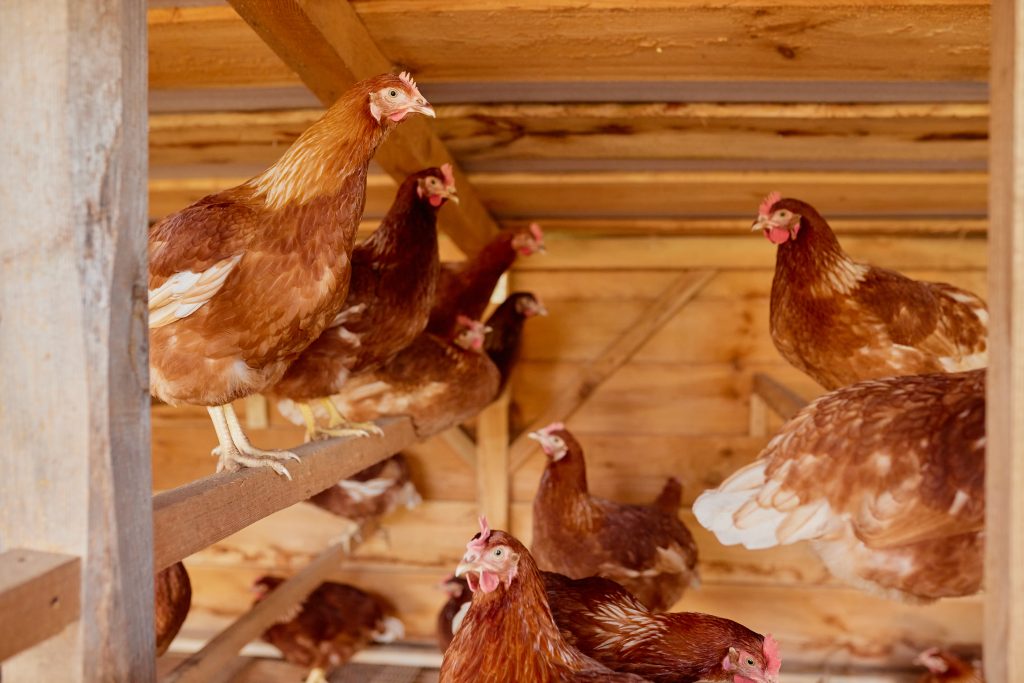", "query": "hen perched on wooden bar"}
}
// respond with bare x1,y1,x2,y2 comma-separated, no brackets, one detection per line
148,72,433,477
